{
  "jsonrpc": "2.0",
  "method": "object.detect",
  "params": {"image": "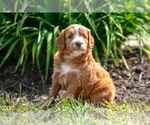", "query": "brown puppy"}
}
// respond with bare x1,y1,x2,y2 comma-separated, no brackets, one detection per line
41,24,115,106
